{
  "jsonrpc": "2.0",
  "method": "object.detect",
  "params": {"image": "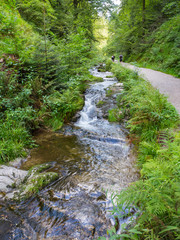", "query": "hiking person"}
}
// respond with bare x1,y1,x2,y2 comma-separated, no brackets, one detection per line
119,55,123,62
111,55,115,62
